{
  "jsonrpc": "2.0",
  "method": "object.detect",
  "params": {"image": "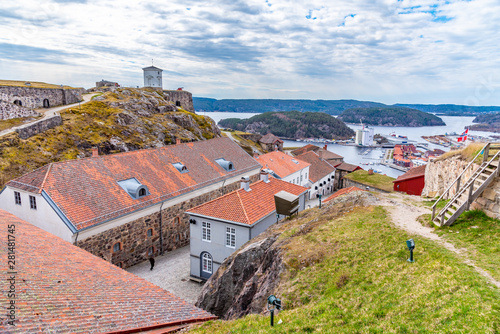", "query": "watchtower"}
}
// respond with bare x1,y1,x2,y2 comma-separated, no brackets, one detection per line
143,65,163,88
